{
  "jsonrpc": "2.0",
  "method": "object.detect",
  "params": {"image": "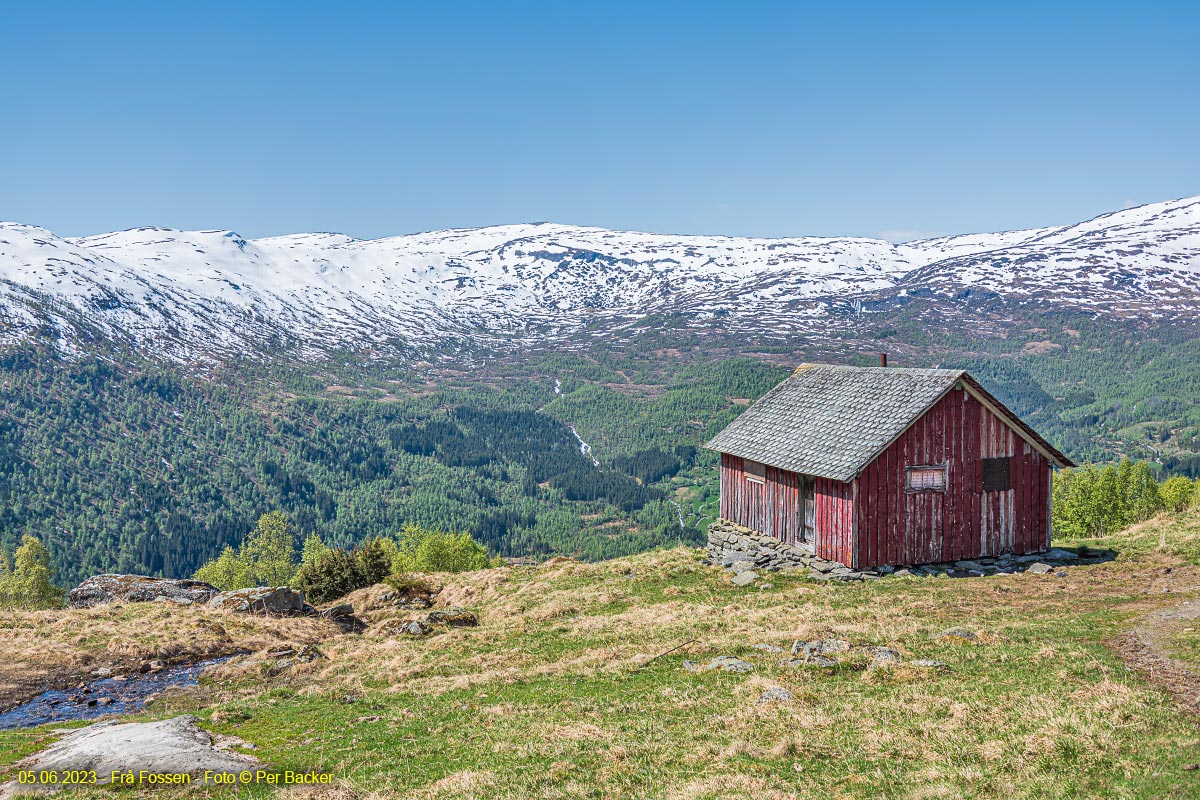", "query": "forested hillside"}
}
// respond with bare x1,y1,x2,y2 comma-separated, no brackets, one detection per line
1,313,1198,586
